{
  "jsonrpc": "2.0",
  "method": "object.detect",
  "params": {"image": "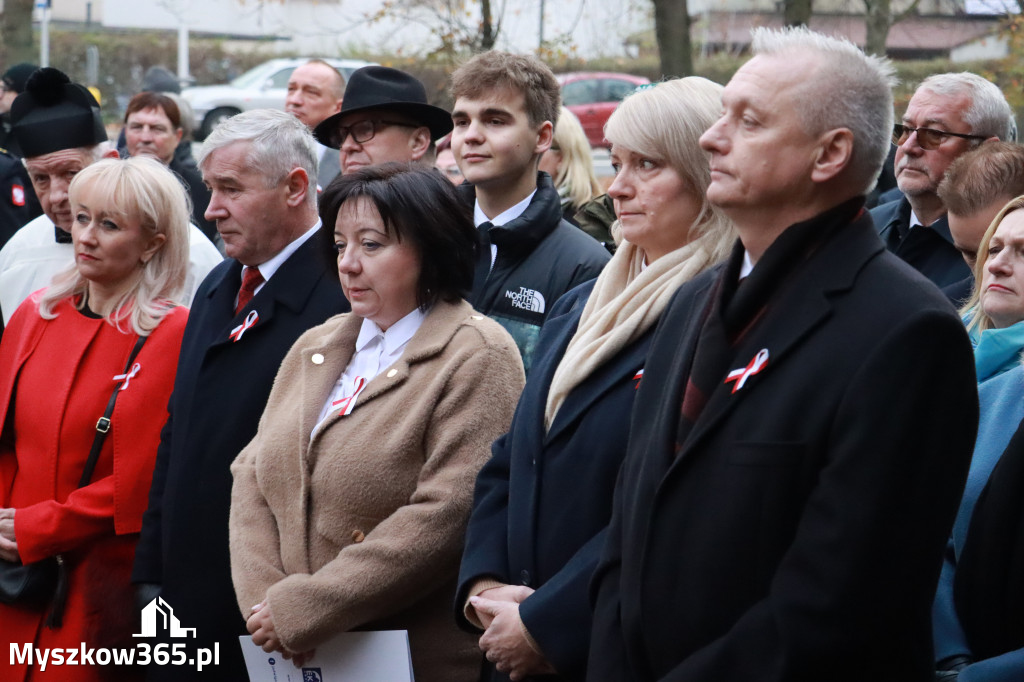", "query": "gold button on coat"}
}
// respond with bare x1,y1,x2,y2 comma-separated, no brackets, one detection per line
351,530,365,543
